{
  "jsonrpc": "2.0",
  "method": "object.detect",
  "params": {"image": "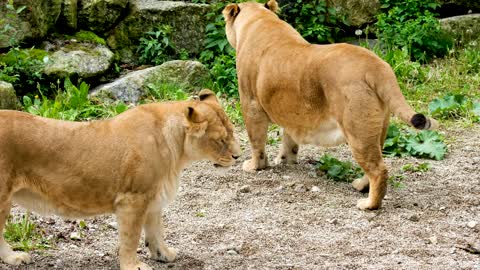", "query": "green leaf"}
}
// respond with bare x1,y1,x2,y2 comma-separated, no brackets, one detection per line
405,130,446,160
